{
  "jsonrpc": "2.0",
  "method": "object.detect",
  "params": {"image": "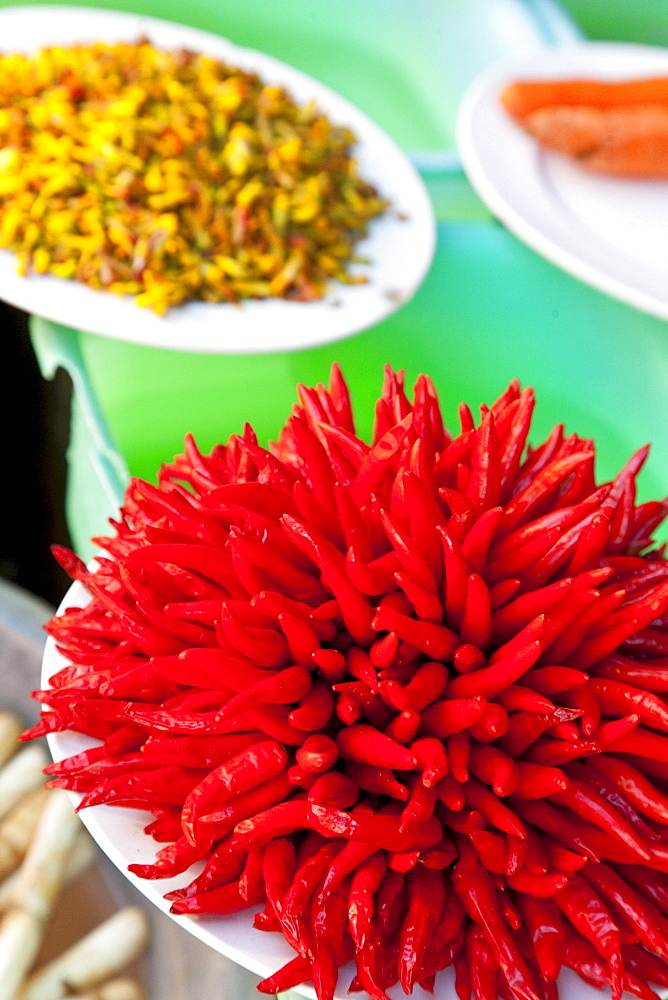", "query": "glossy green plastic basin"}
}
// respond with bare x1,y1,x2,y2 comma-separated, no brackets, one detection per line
24,0,668,559
32,211,668,560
